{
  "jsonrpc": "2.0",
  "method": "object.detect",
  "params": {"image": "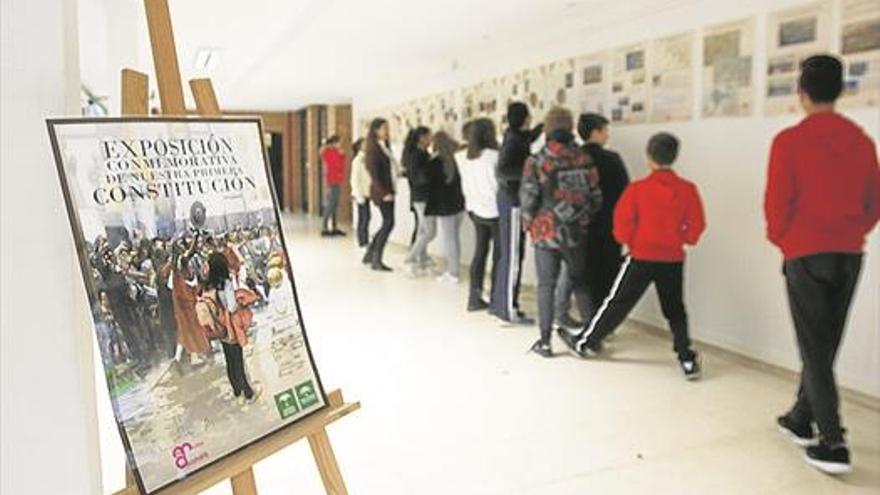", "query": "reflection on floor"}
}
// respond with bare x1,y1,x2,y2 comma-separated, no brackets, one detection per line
102,214,880,495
